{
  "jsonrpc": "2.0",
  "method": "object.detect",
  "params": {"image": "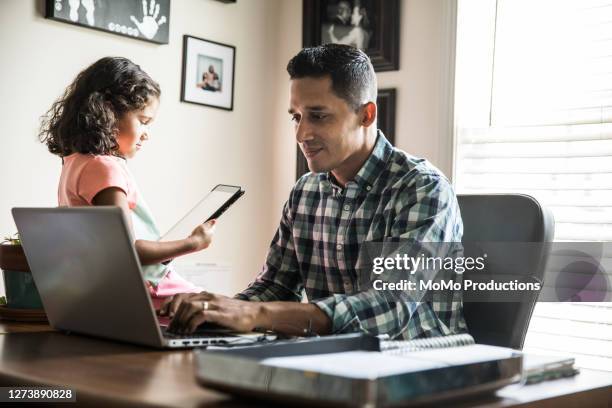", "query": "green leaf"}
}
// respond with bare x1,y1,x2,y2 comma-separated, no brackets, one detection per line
1,233,20,245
